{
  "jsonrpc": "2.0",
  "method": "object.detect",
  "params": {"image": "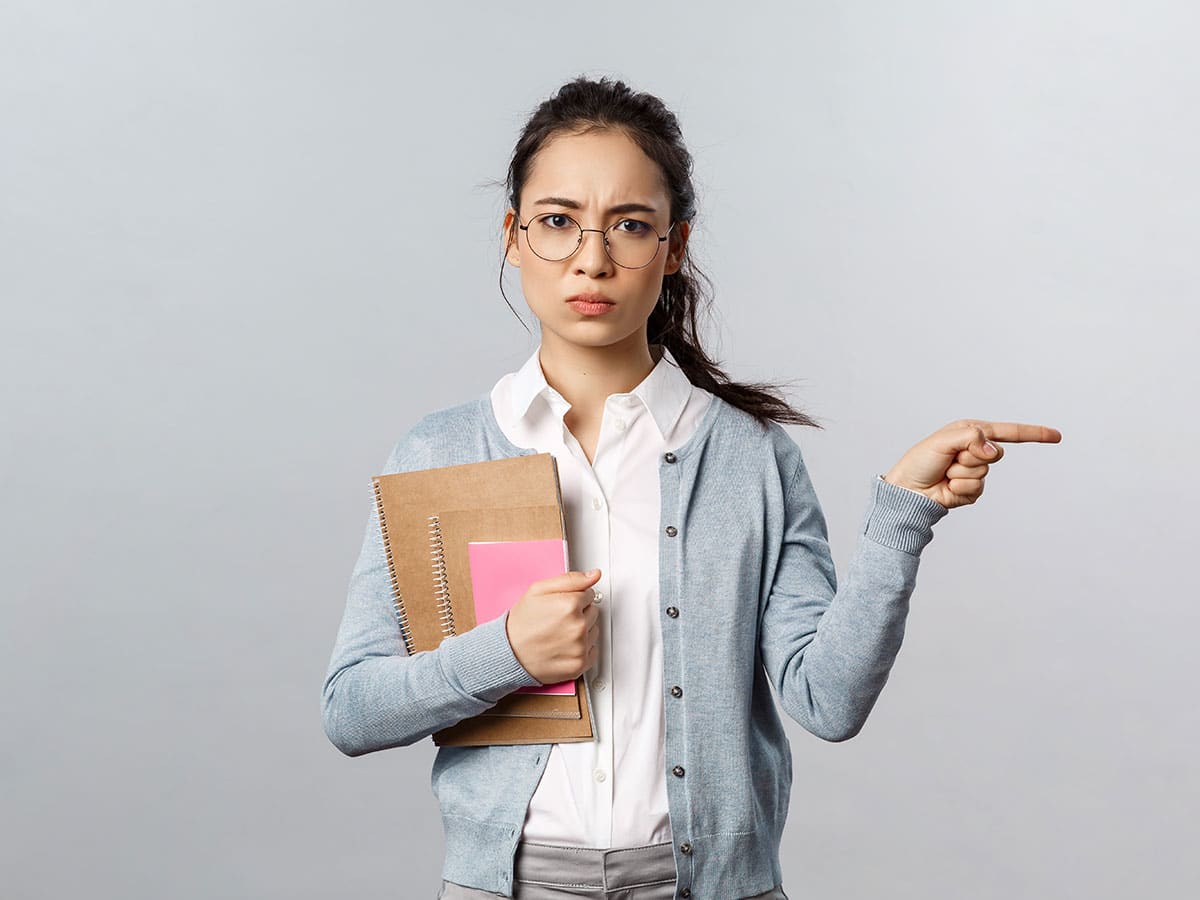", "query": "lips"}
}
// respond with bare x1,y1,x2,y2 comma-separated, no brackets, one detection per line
567,292,614,304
